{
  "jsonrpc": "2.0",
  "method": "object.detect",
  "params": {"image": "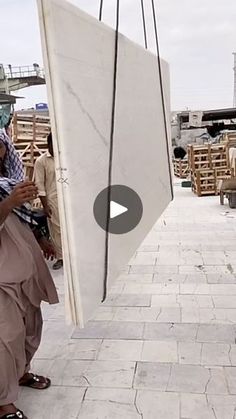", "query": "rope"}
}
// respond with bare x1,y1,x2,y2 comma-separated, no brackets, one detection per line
151,0,173,198
140,0,148,49
99,0,104,21
102,0,120,302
